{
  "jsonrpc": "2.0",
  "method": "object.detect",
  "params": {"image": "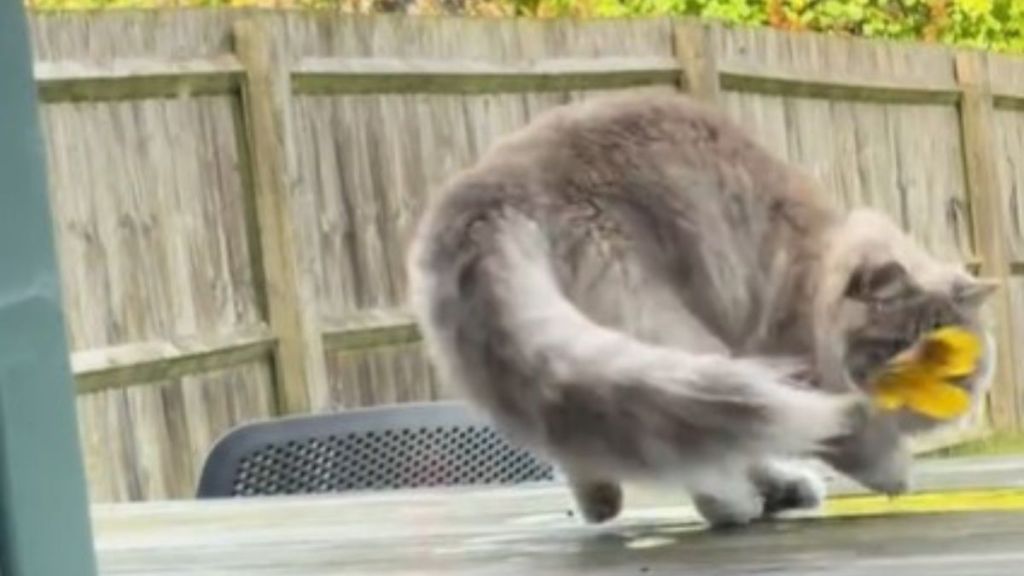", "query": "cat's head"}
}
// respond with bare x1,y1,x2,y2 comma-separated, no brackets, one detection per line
822,209,997,434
